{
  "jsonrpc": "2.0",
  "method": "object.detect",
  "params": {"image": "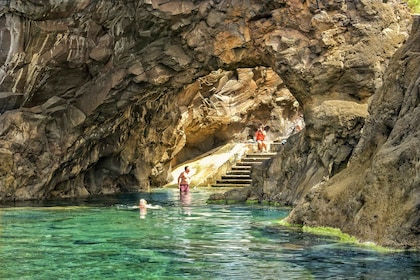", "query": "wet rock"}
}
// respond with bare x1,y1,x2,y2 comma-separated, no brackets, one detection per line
208,187,252,204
